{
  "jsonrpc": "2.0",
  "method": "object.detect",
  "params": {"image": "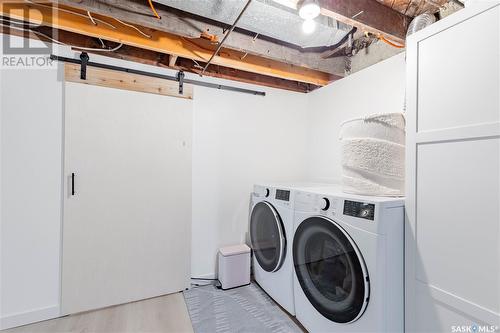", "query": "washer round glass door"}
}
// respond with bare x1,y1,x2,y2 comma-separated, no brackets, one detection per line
250,201,286,272
293,216,369,323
